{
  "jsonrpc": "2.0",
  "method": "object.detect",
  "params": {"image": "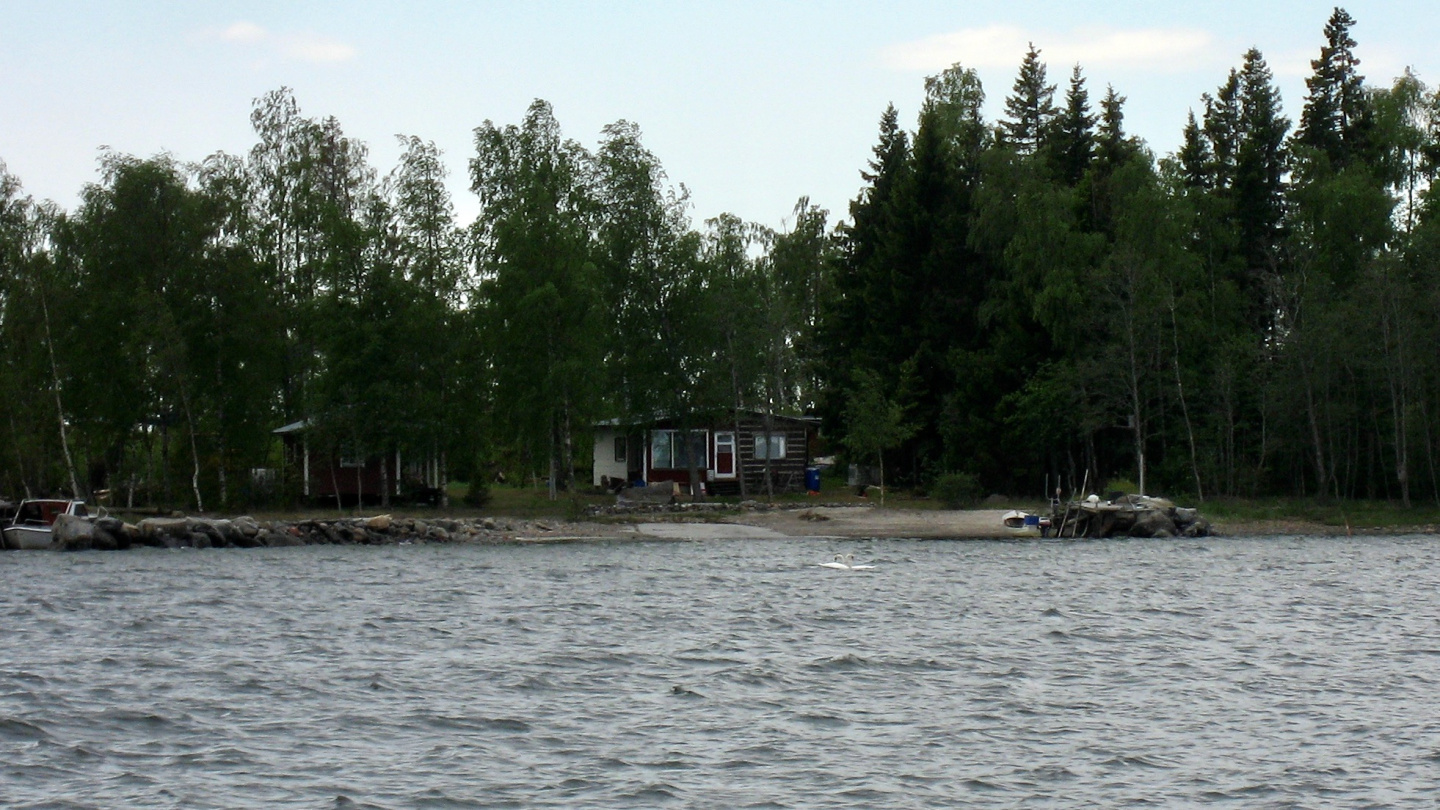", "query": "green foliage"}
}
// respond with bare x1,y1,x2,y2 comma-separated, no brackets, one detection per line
462,480,491,508
931,472,982,509
8,9,1440,515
